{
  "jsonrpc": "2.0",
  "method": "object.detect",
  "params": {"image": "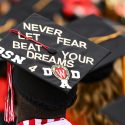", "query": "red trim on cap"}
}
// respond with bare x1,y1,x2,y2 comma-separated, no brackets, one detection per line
54,117,62,121
29,119,35,125
4,63,15,123
41,119,48,124
18,118,65,125
18,122,24,125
